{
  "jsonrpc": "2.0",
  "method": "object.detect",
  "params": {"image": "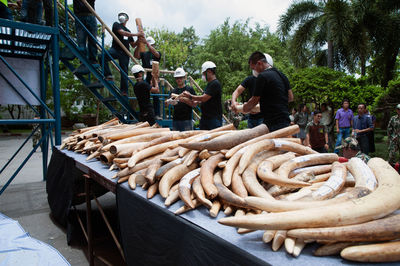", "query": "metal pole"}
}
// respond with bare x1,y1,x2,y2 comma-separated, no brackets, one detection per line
40,59,49,181
84,174,94,266
52,4,61,145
